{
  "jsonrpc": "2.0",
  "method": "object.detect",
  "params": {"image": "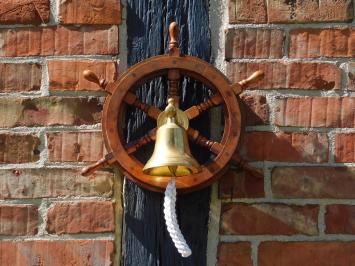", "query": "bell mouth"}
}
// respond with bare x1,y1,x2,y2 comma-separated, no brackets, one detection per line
143,164,201,177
